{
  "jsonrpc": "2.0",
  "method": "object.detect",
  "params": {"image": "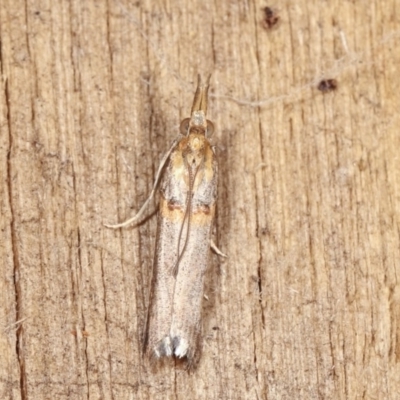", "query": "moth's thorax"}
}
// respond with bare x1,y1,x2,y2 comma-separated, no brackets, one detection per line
183,132,207,169
171,132,214,189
